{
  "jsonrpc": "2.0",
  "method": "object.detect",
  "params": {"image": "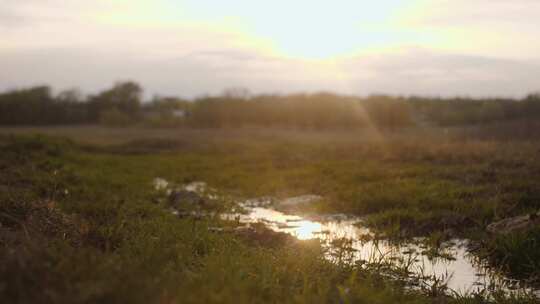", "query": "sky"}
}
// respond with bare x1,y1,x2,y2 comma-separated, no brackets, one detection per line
1,0,540,98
